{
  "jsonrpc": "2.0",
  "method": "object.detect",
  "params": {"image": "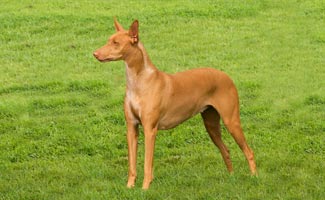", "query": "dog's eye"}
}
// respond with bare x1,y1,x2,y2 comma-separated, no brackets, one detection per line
113,40,119,45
